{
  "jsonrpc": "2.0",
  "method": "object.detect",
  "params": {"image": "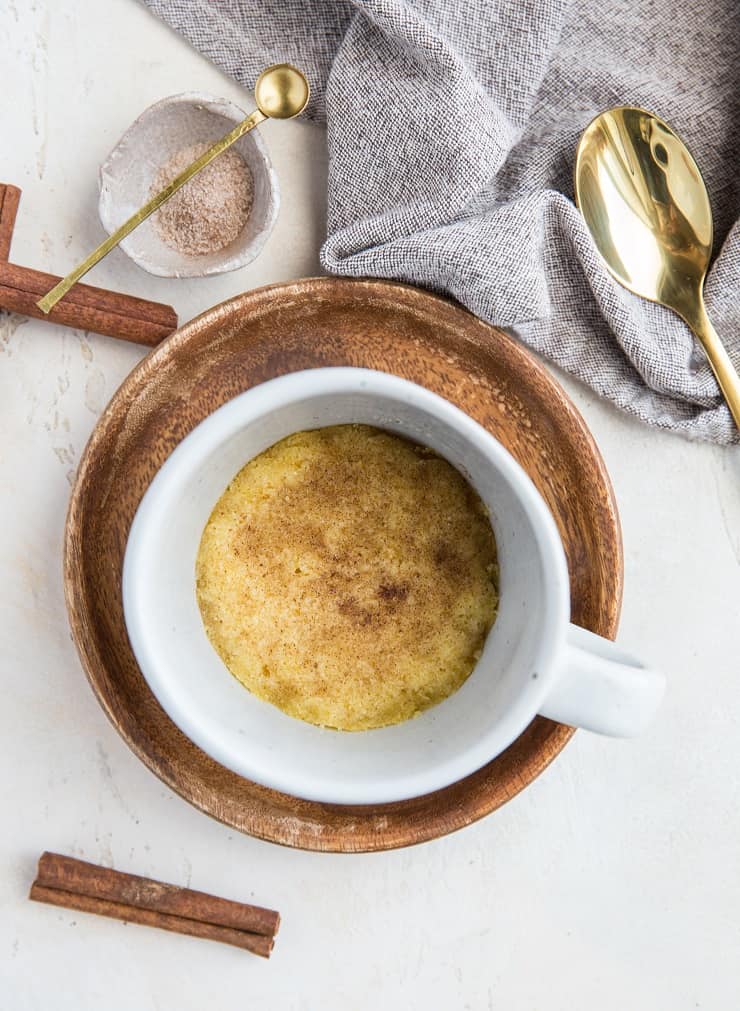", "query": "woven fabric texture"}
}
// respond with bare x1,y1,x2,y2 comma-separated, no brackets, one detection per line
143,0,739,442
